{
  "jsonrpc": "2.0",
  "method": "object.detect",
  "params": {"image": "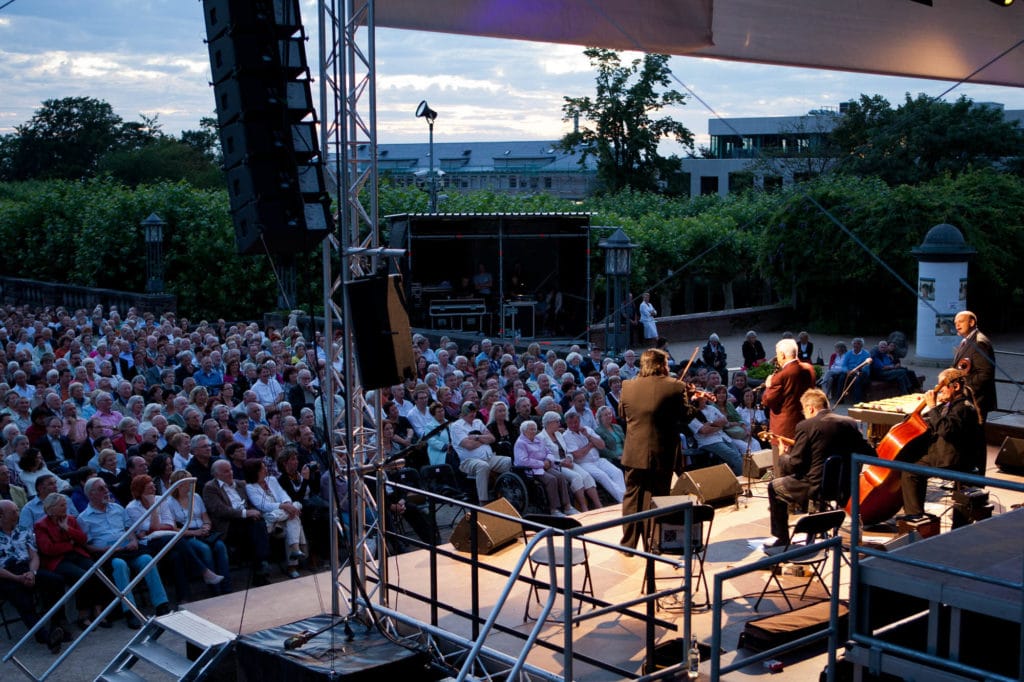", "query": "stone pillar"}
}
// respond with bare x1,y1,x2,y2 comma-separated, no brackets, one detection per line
911,223,976,361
